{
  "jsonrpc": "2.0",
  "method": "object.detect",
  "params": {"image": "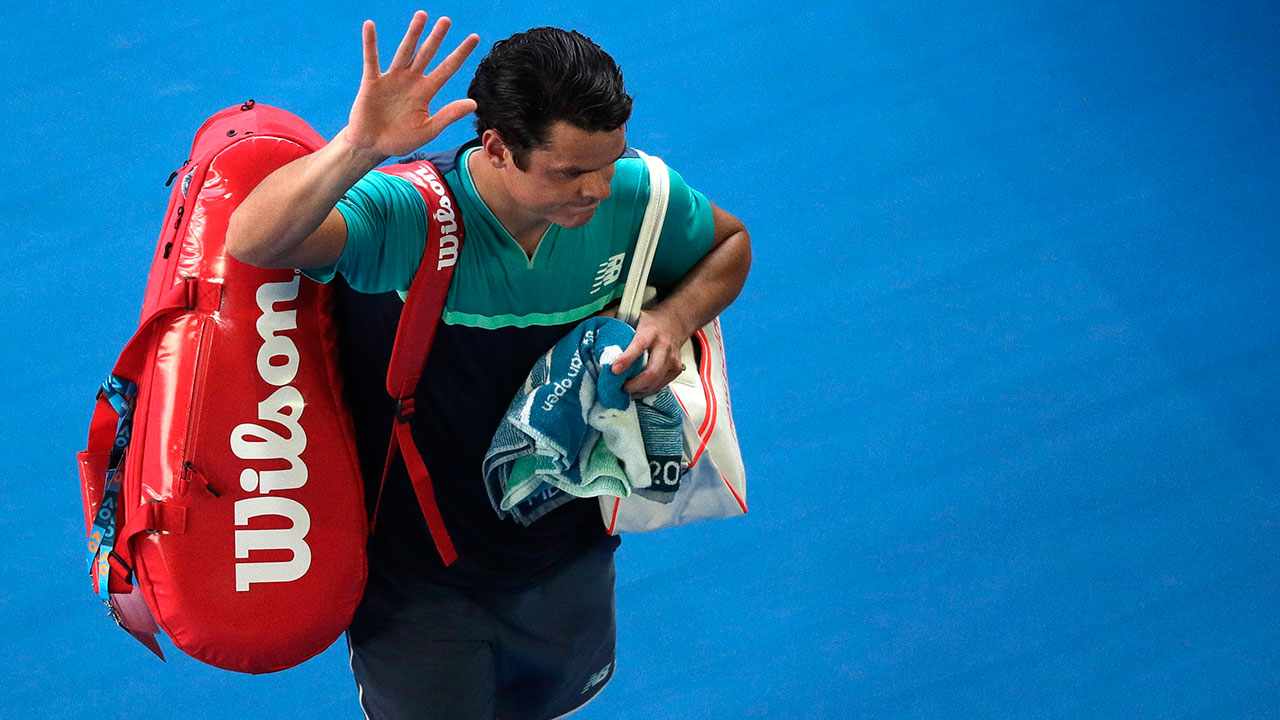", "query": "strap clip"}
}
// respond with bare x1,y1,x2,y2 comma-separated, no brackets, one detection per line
181,276,198,310
109,550,134,586
394,396,415,423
